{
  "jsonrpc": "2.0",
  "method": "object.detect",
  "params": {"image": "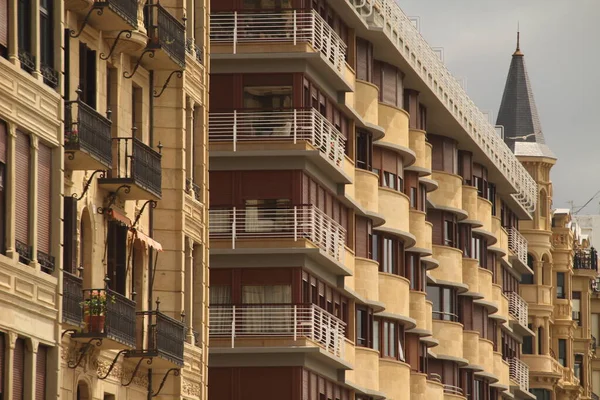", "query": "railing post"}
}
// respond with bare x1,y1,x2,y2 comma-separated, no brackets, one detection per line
310,305,315,340
231,305,236,348
233,11,238,54
293,109,297,144
310,11,315,47
293,305,297,341
233,110,237,152
232,207,237,249
310,111,316,146
293,206,298,241
293,10,297,46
